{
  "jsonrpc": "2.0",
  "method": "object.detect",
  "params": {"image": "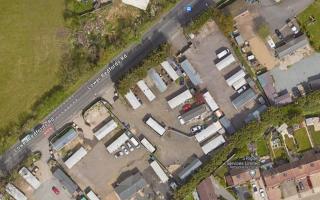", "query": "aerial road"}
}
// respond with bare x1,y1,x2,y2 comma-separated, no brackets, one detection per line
0,0,214,174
